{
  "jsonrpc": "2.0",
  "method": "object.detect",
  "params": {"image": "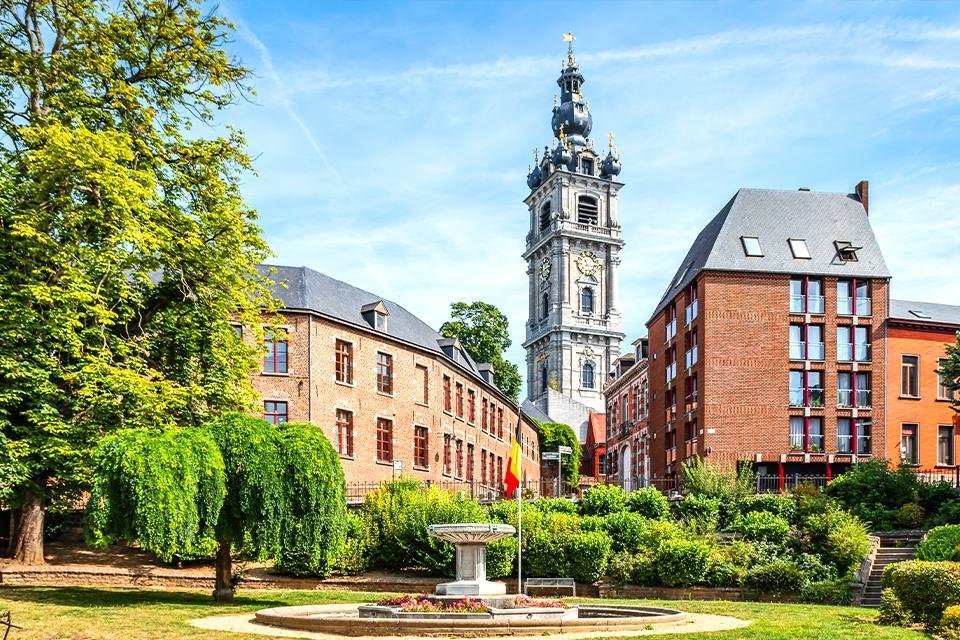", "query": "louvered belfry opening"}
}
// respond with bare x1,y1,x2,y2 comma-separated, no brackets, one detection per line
540,202,551,229
577,195,599,225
